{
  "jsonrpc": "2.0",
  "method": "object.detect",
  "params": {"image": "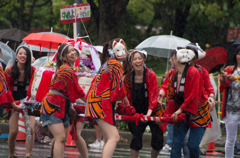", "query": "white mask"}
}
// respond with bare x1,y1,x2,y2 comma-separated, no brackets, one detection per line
112,39,126,60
